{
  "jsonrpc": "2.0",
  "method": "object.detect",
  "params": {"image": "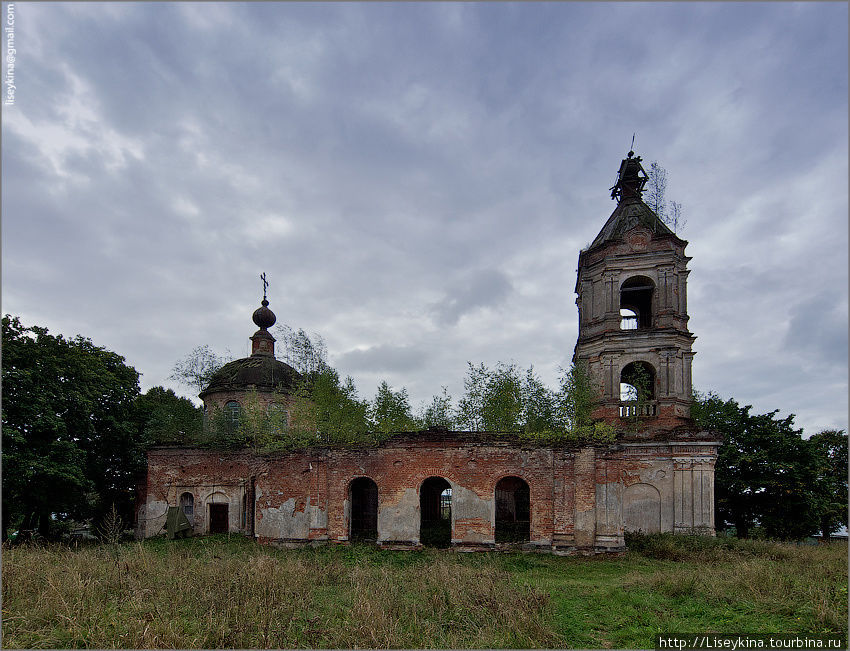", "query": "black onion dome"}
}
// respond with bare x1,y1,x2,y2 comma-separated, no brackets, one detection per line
199,356,301,399
252,299,277,330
